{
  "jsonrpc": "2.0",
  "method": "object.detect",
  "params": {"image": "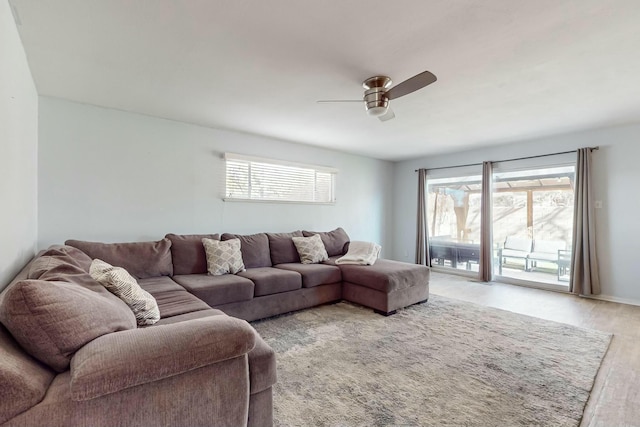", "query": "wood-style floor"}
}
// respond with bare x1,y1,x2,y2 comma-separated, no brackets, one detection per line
428,271,640,427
